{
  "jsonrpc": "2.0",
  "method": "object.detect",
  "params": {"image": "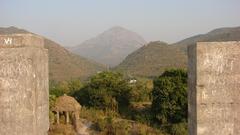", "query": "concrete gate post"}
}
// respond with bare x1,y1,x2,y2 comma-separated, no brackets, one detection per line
0,34,49,135
188,42,240,135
